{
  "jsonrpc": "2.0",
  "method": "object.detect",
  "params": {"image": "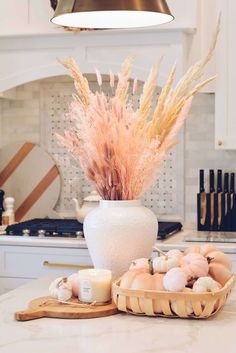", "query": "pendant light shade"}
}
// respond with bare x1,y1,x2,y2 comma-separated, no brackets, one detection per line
51,0,174,29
